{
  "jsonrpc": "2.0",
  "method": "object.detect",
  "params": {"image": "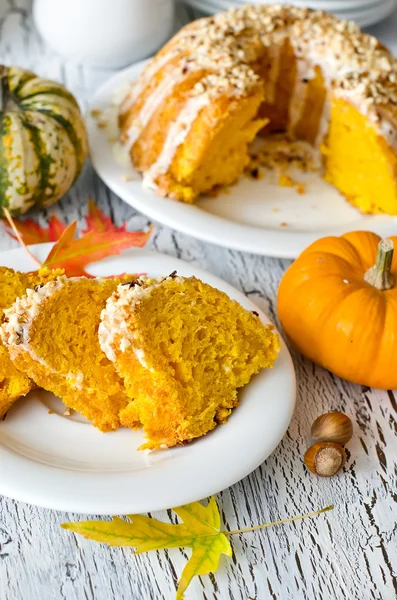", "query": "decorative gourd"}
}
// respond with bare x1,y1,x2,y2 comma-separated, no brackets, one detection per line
278,232,397,390
0,66,88,215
